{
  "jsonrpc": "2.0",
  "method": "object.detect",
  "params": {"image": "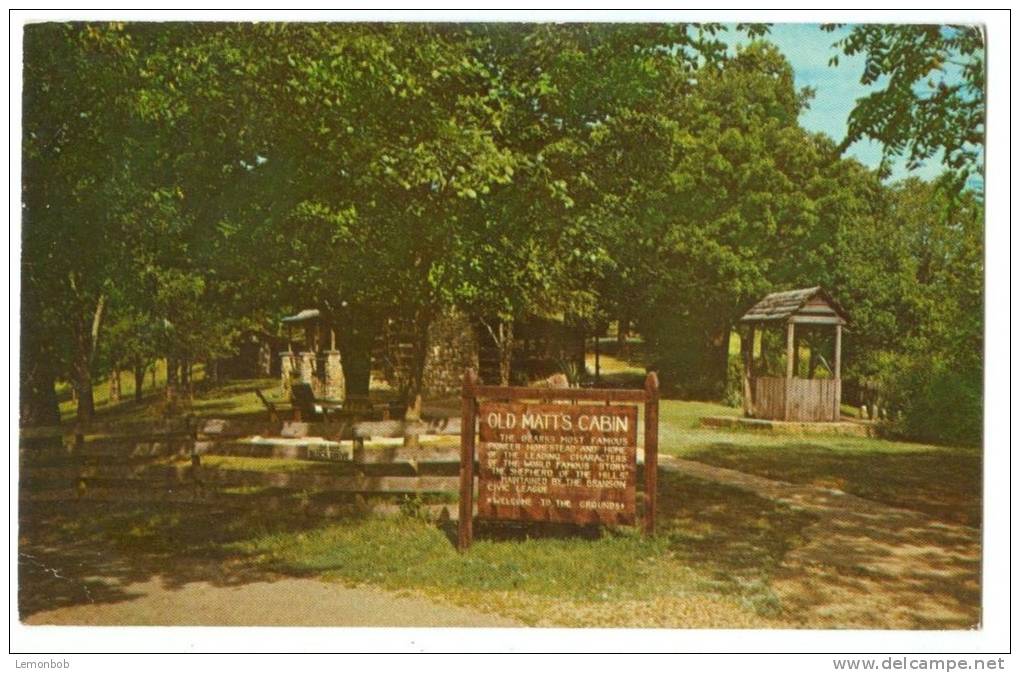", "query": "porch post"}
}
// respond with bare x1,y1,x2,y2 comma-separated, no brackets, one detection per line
741,325,754,417
784,320,795,420
833,323,842,420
